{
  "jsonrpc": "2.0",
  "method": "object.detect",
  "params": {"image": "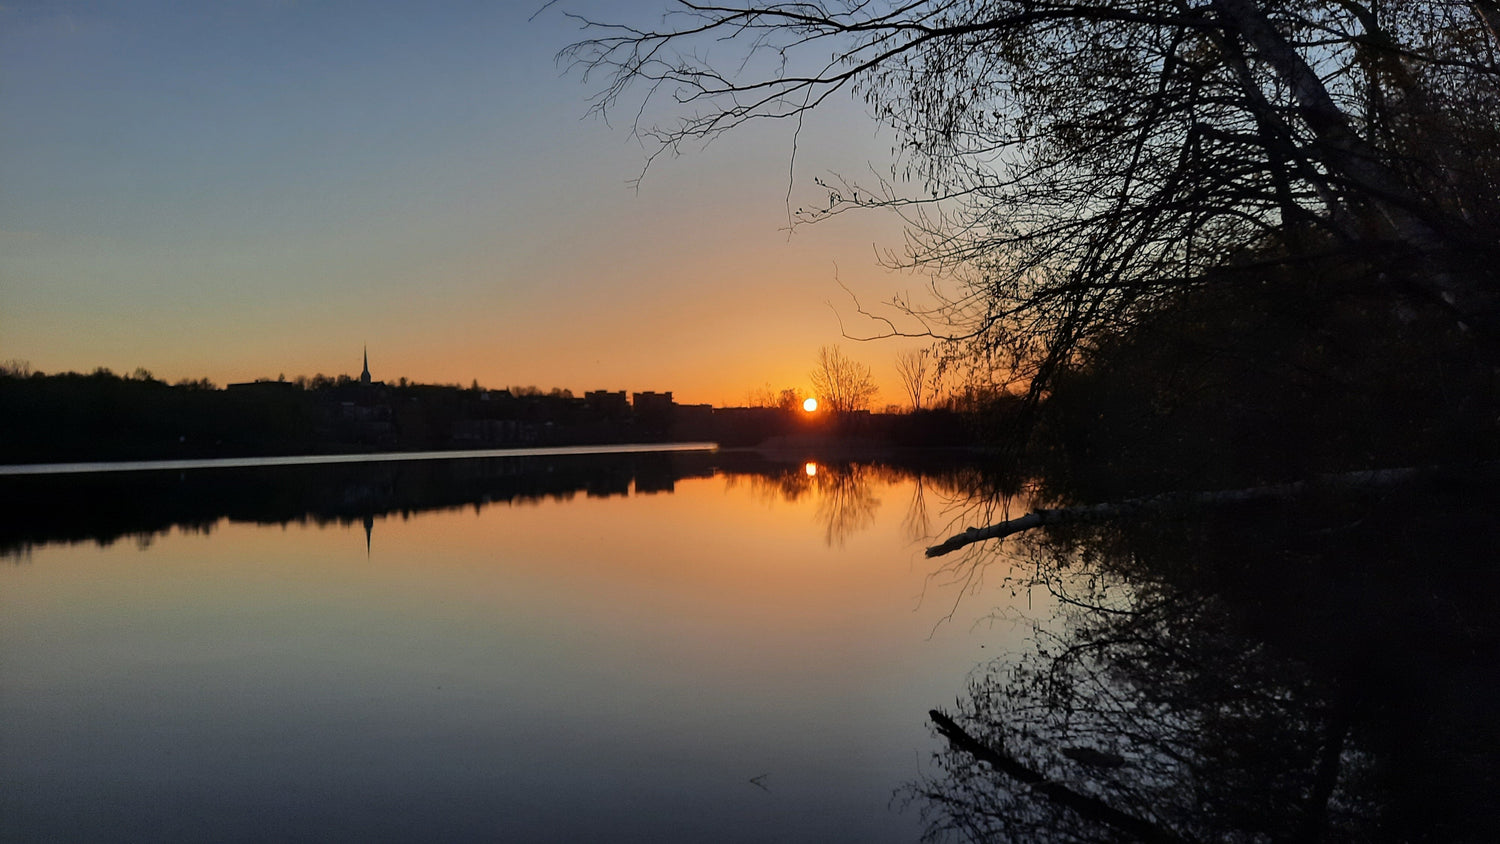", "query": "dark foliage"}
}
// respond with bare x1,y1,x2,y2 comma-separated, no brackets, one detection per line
1034,247,1500,500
